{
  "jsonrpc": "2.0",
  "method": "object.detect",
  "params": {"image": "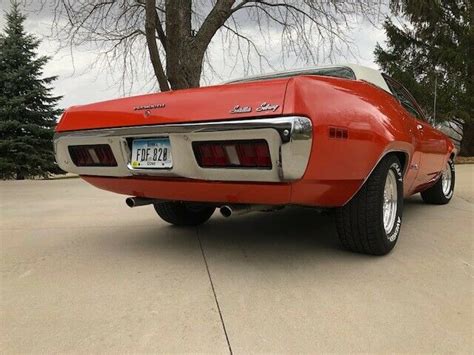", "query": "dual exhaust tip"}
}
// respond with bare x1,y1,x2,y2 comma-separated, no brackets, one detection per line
125,197,155,208
125,197,272,218
219,204,271,217
220,205,233,218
